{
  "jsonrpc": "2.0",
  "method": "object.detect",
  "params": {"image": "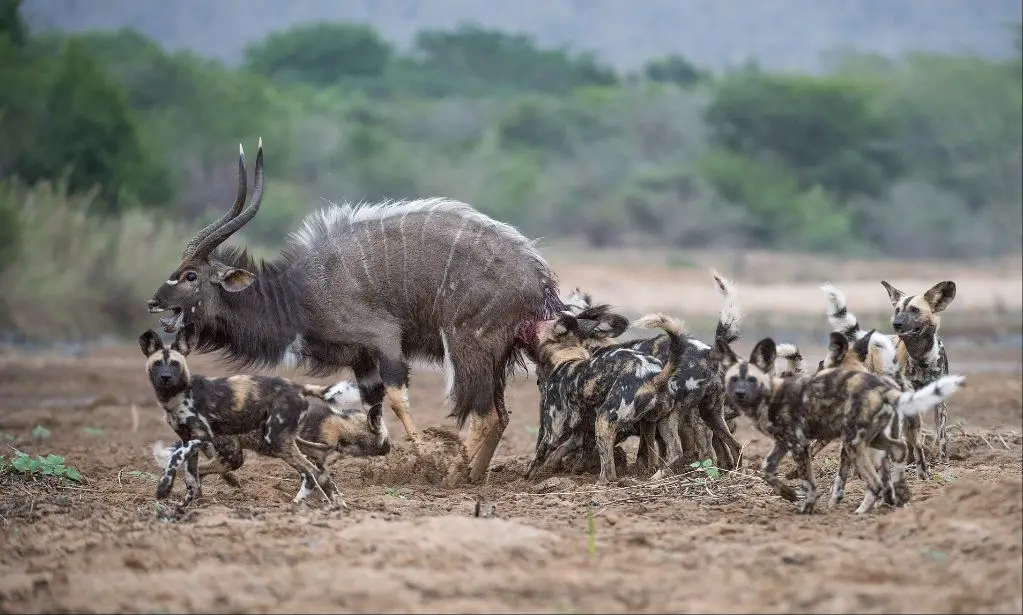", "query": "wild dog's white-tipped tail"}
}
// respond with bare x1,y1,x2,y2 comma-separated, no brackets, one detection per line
821,282,862,340
774,343,806,376
324,380,363,408
634,312,687,338
897,375,966,417
152,440,173,469
711,270,743,344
